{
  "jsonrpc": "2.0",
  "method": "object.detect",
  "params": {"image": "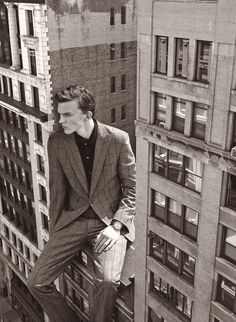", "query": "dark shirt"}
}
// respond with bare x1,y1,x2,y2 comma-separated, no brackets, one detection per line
74,119,98,188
